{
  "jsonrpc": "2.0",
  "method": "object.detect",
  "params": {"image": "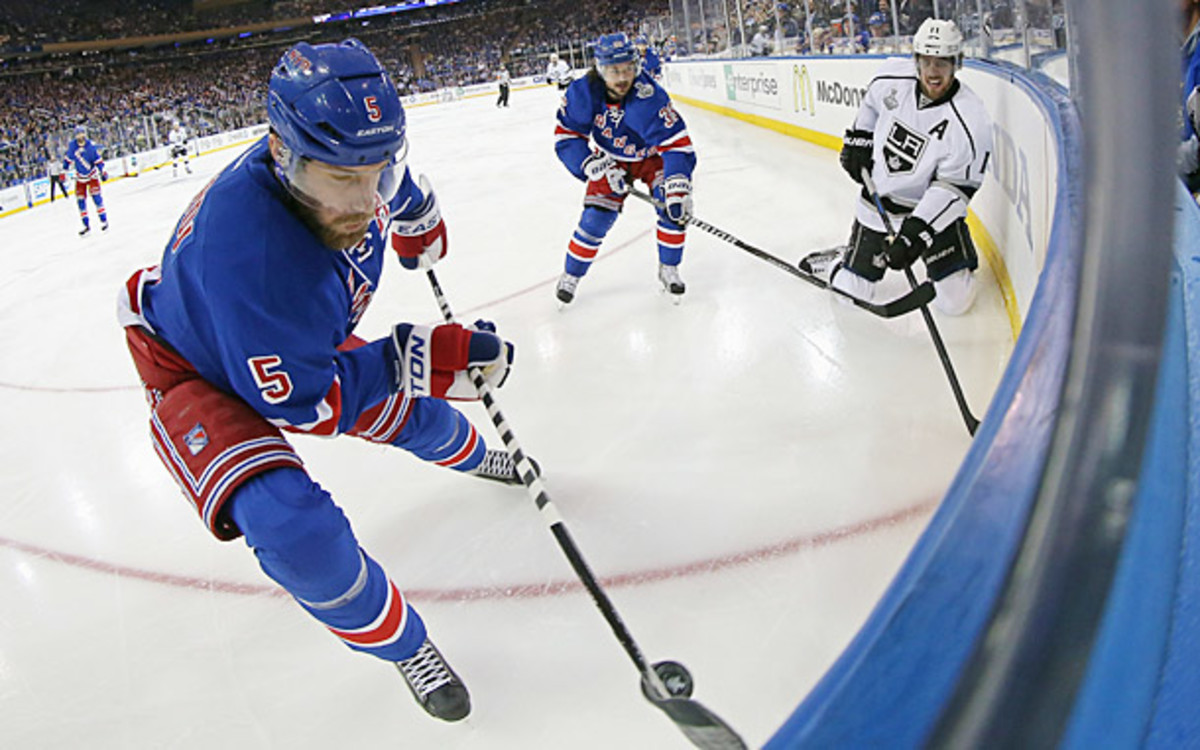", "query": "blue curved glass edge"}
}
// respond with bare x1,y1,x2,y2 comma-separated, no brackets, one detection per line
765,64,1086,749
1142,186,1200,747
1061,185,1200,750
